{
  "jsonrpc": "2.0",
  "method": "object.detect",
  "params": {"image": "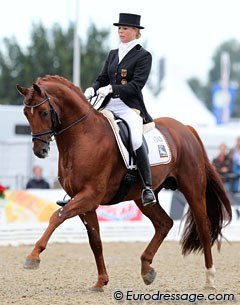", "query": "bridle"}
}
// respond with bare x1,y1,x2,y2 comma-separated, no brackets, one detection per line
24,86,94,145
